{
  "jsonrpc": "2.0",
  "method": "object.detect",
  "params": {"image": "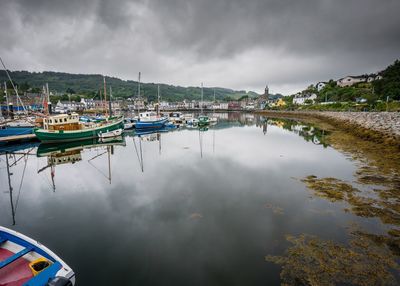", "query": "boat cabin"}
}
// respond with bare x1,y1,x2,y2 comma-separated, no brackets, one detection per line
43,113,81,131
